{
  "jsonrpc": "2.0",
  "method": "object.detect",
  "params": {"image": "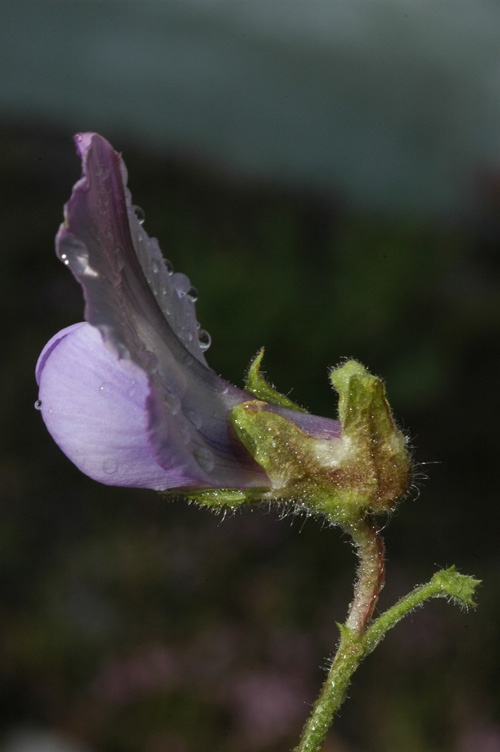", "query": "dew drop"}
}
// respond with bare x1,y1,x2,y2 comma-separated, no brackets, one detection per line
198,329,211,351
164,258,174,275
102,458,118,475
99,382,113,393
72,249,99,278
133,205,145,224
174,276,190,297
194,446,215,473
127,380,137,398
34,399,42,411
187,285,198,301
